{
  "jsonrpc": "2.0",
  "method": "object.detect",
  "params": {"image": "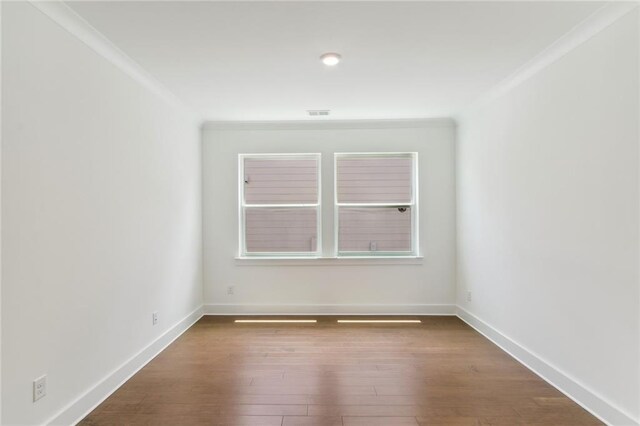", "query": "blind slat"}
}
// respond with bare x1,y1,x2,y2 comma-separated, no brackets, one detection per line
244,157,318,204
338,207,412,252
245,208,317,253
336,155,412,204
